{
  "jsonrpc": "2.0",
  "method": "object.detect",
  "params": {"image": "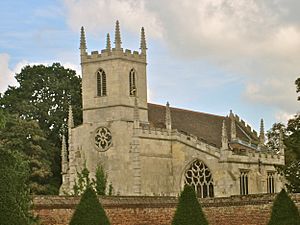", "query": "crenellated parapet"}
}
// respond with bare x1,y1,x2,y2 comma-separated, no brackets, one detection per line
81,48,146,64
138,126,221,158
221,147,285,165
230,113,256,136
137,125,284,166
232,113,259,140
80,21,147,65
227,113,284,165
